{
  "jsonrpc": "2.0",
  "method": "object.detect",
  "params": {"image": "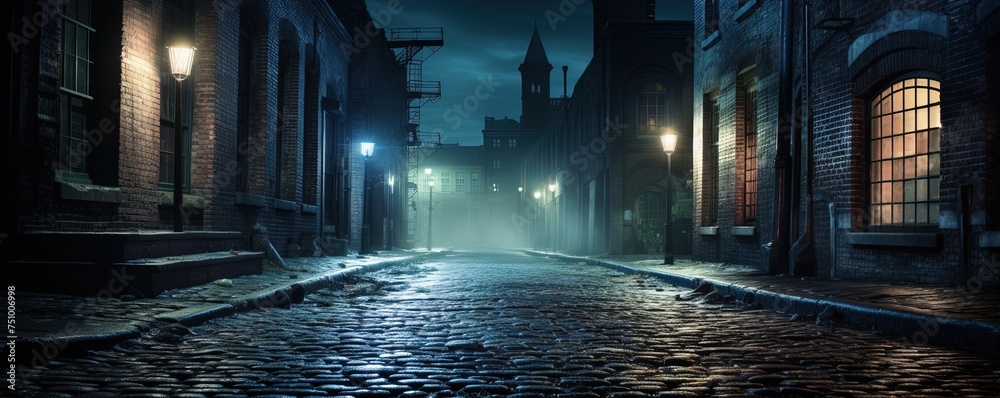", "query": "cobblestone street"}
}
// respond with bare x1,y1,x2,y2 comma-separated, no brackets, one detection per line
18,251,1000,397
